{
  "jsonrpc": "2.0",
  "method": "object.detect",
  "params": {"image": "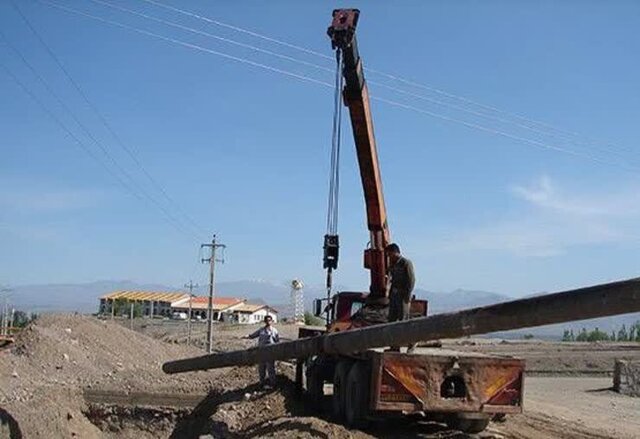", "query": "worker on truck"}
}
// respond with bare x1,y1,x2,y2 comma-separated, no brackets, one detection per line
244,315,280,388
385,243,416,351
